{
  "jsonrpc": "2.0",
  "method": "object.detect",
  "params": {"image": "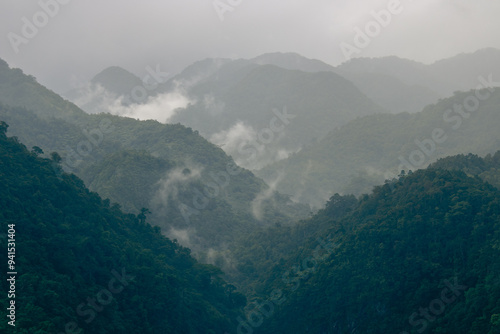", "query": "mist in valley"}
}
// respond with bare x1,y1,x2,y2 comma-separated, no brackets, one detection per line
1,1,500,333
